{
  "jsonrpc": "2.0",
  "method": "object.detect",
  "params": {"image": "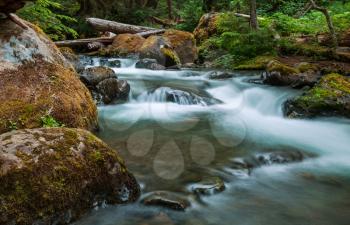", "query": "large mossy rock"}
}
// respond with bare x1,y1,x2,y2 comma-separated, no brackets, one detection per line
0,128,140,225
263,60,321,88
0,18,97,134
99,33,146,56
163,29,198,64
139,35,180,67
193,13,220,44
284,73,350,118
